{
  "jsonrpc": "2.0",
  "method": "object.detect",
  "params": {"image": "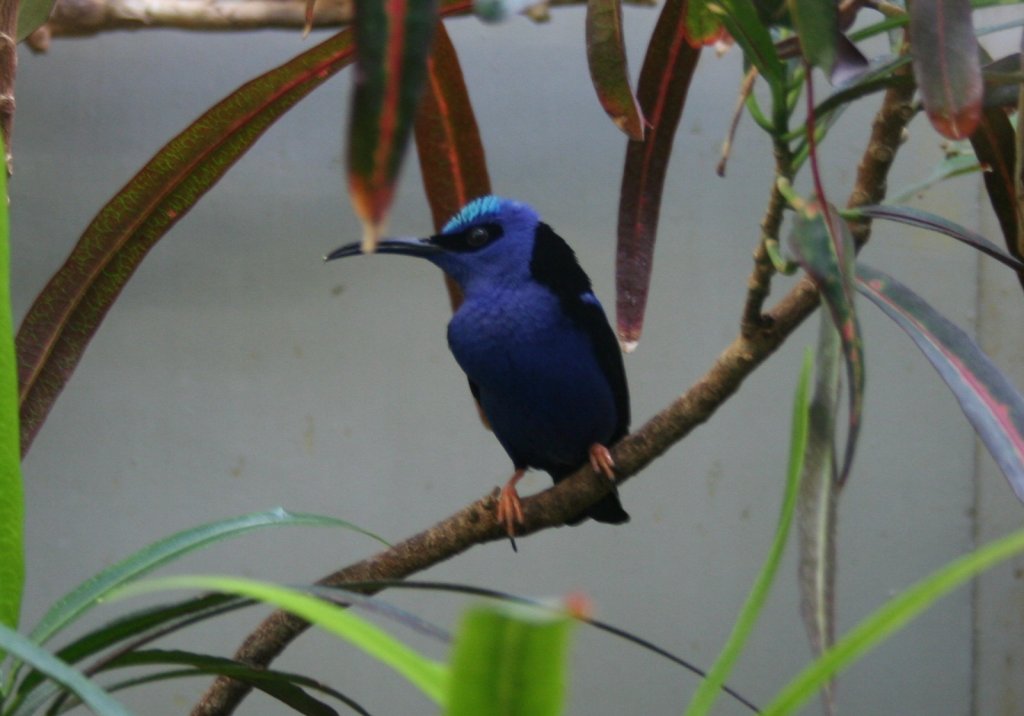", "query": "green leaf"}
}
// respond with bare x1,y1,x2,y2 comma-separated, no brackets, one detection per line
445,601,575,716
15,28,358,455
684,348,812,716
910,0,983,139
616,0,701,350
788,204,865,487
586,0,645,139
114,576,448,705
16,0,57,41
28,509,377,647
787,0,837,72
888,150,981,204
854,204,1024,271
857,264,1024,503
347,0,439,250
762,526,1024,715
0,130,24,639
682,0,726,47
796,314,840,715
0,623,133,716
710,0,785,87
